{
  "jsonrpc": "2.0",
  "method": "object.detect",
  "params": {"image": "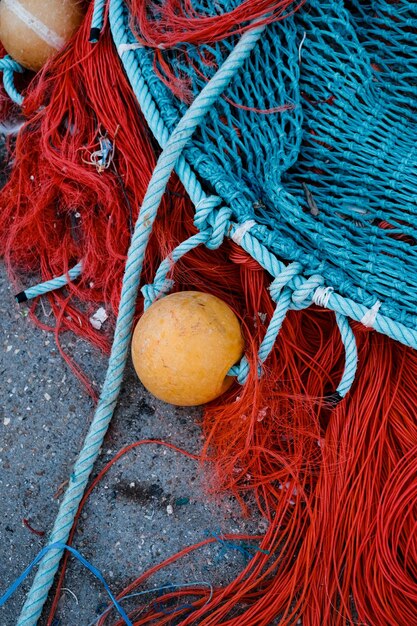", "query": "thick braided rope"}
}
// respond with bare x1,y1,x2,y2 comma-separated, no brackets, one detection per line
0,55,24,105
334,312,357,397
234,226,417,350
16,25,264,626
